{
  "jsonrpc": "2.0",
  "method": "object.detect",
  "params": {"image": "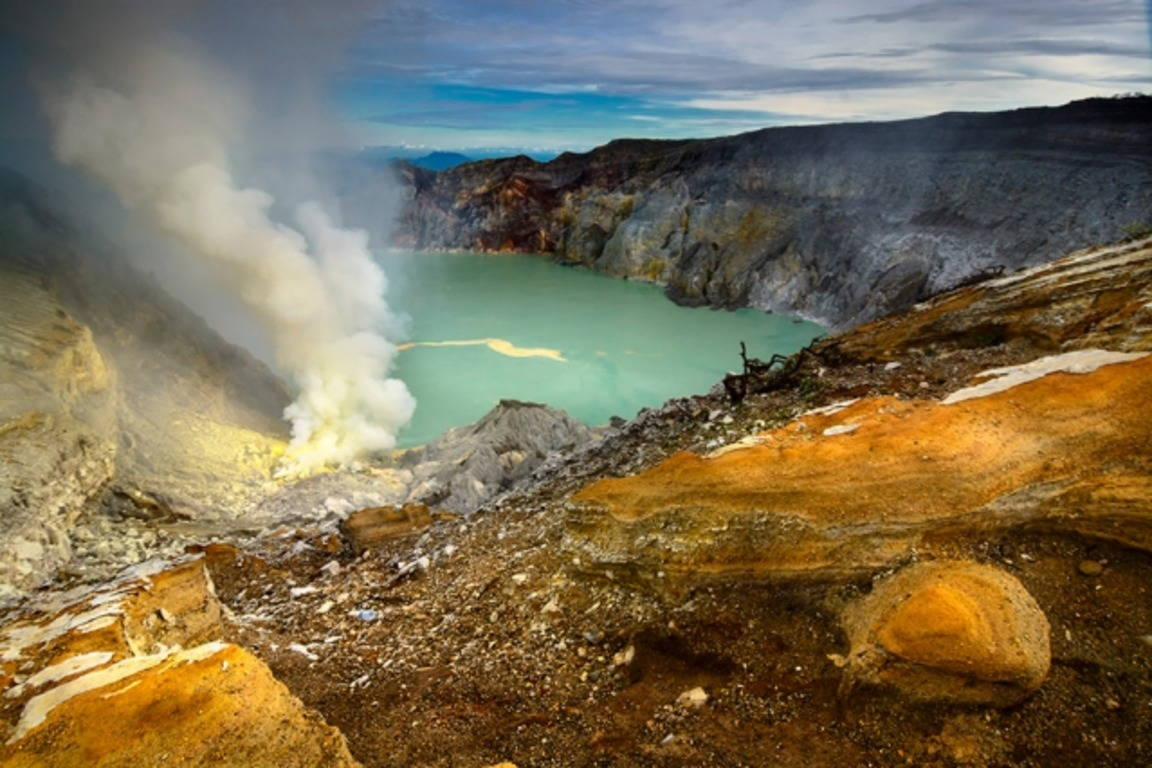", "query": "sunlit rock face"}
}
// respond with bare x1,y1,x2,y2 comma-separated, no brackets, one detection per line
397,97,1152,329
0,168,292,597
0,272,117,600
568,353,1152,589
565,237,1152,592
0,558,358,767
839,561,1051,706
821,236,1152,360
